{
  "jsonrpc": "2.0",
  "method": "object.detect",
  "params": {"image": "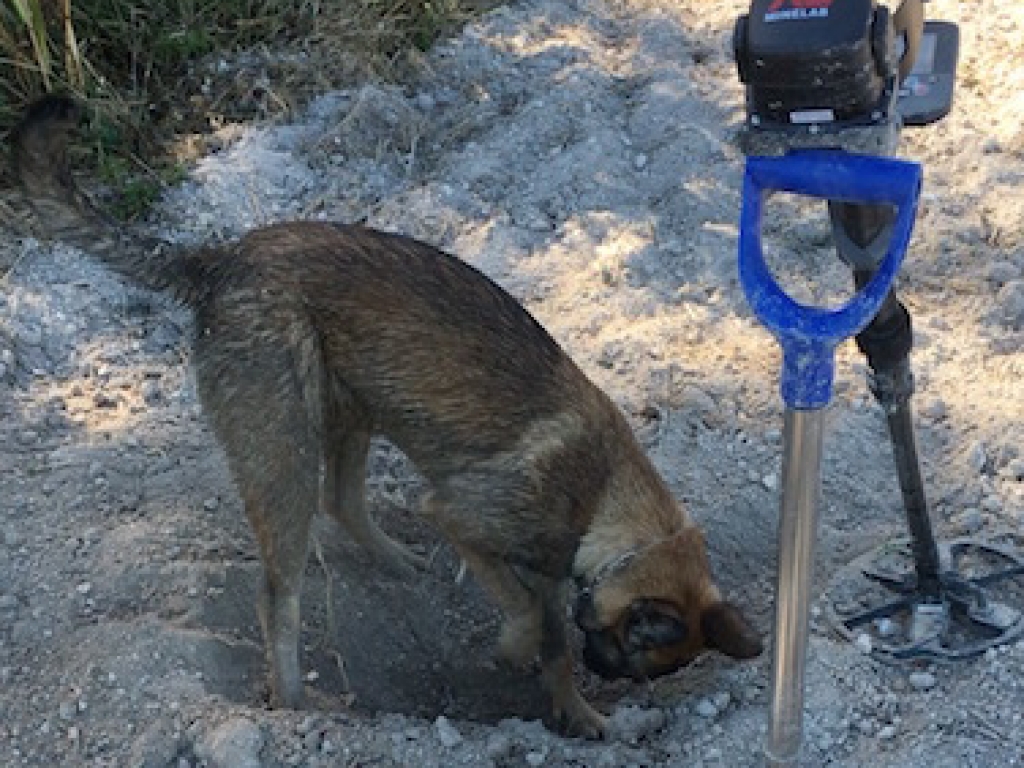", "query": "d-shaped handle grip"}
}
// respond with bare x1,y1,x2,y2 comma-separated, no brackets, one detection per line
738,150,922,409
